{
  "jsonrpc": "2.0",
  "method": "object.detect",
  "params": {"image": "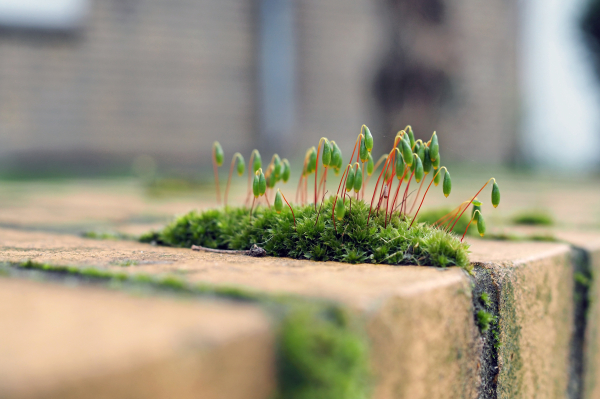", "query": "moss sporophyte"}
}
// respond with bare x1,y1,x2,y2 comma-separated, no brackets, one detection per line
162,126,501,270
